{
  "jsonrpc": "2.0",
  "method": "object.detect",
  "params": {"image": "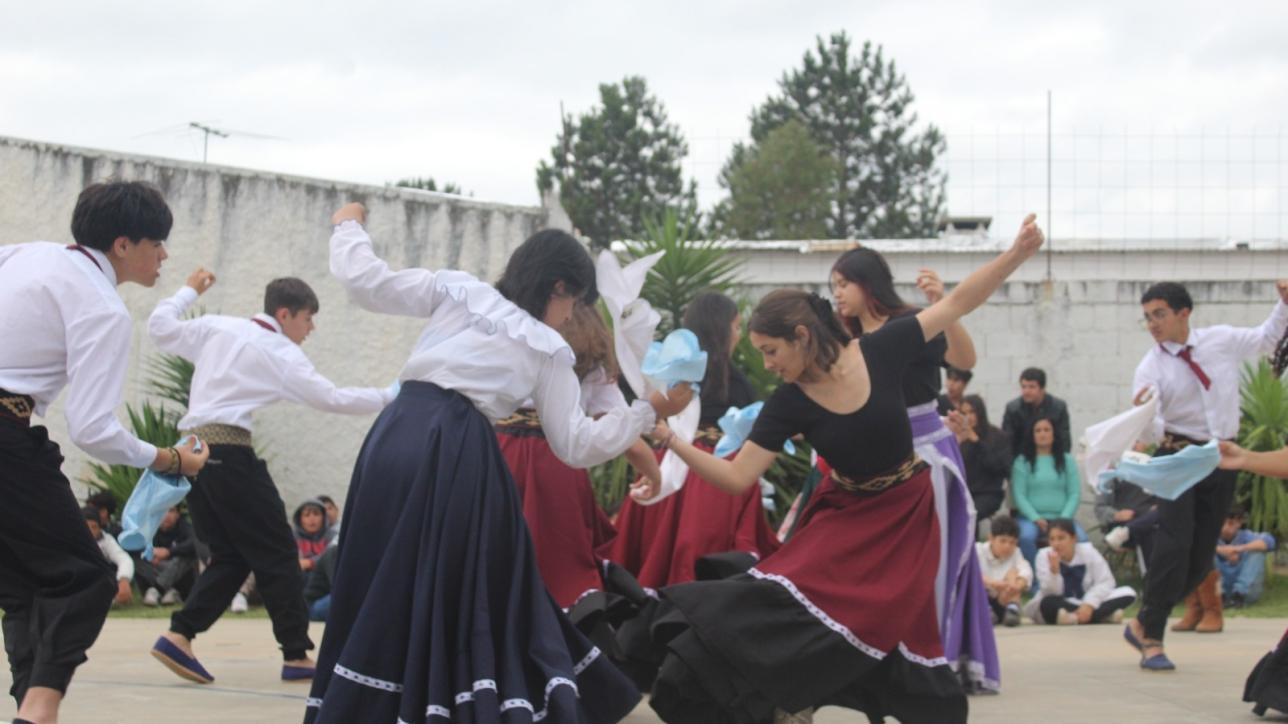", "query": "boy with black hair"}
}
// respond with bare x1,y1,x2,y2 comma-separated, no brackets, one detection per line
937,366,972,415
975,516,1032,627
0,180,209,724
146,268,394,685
1125,279,1288,671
